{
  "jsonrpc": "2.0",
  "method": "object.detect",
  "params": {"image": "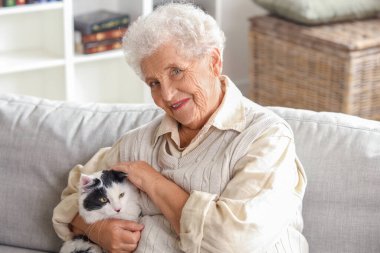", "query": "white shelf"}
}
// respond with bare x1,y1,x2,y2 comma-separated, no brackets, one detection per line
0,0,221,103
74,50,124,64
0,49,64,75
0,2,63,16
0,67,66,100
73,58,144,103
